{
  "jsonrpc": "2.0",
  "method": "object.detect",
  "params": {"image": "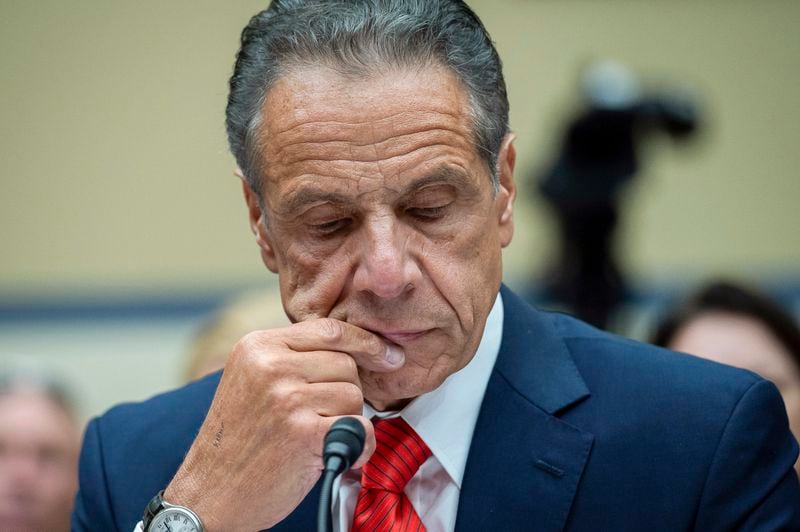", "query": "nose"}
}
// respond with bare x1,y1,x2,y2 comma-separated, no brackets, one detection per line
352,215,422,299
